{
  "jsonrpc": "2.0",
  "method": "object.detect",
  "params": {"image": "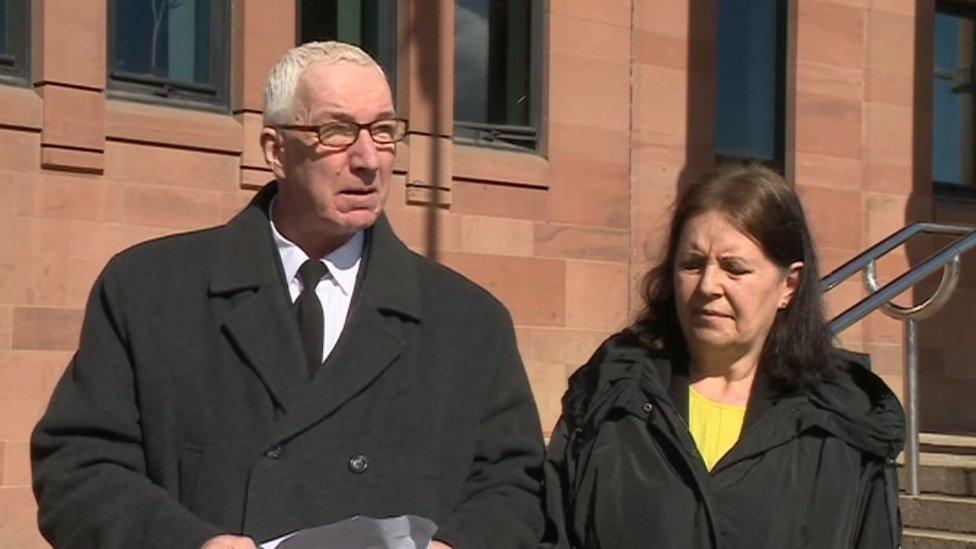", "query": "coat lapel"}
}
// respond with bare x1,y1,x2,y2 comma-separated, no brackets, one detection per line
275,215,424,441
209,183,307,412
